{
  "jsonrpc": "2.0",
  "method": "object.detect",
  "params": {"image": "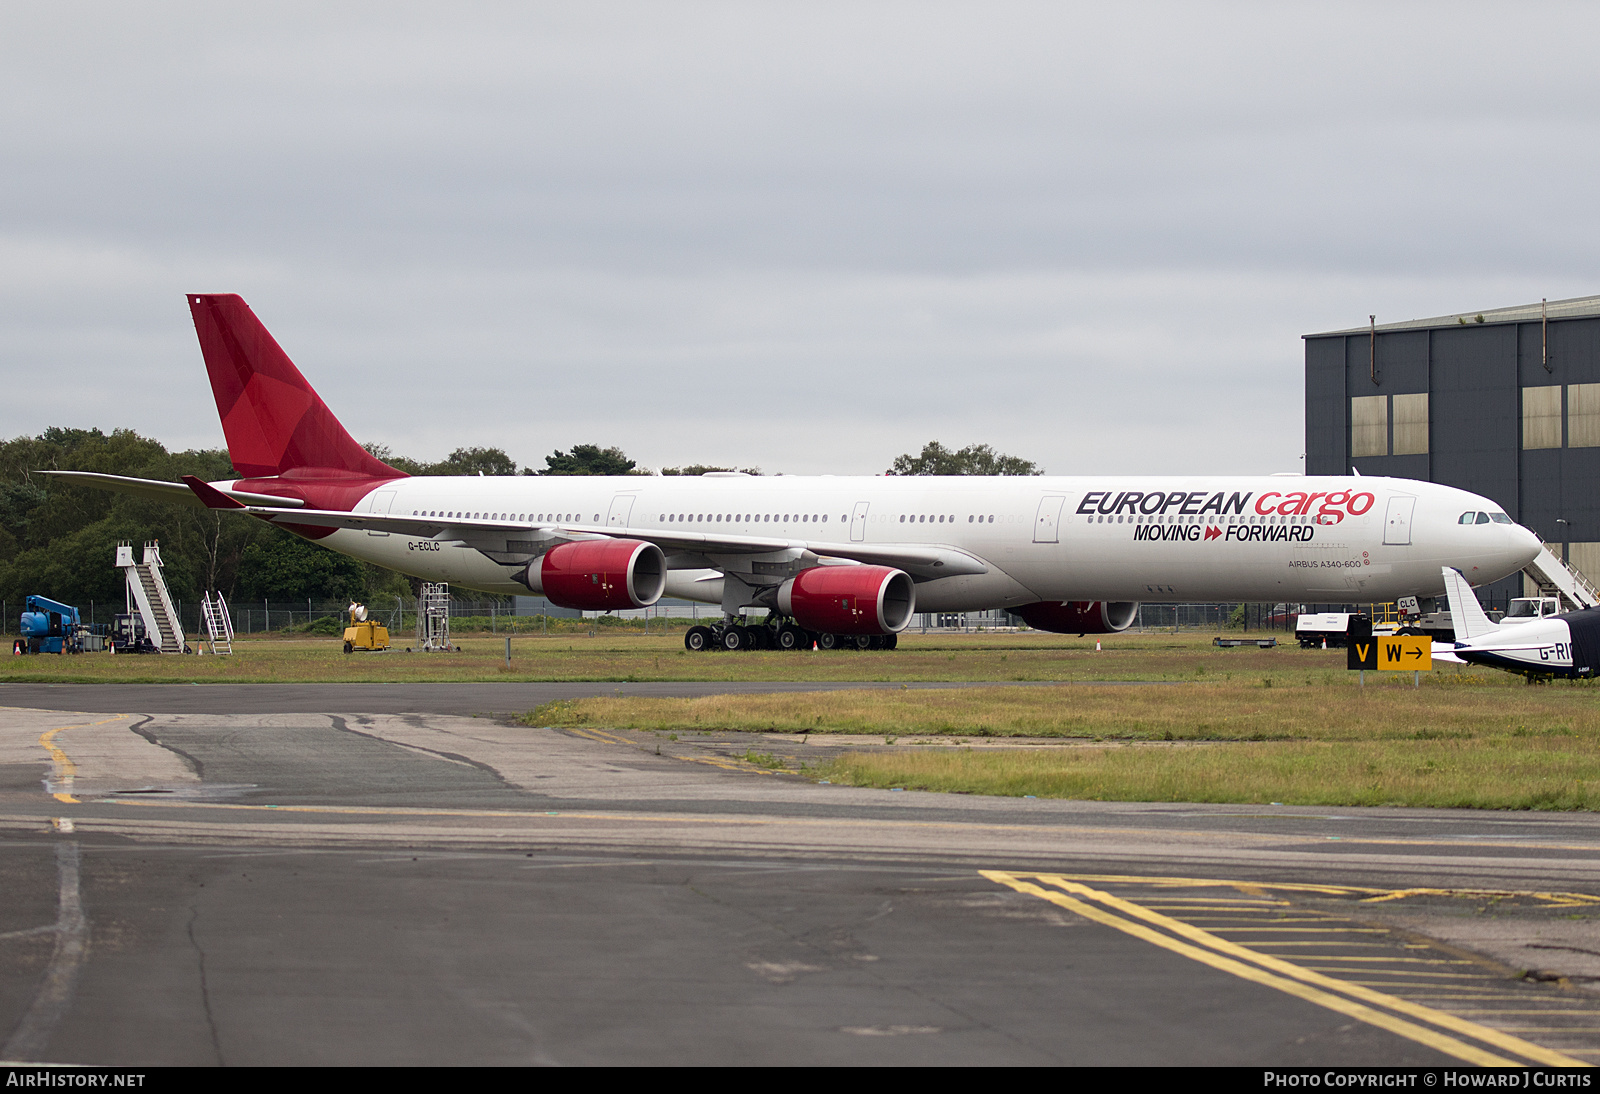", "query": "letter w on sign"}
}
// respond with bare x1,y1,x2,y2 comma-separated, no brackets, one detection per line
1378,636,1431,671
